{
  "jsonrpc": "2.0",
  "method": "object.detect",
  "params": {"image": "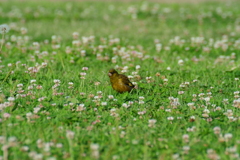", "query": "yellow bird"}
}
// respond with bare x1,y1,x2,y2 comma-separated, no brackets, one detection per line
108,69,135,93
